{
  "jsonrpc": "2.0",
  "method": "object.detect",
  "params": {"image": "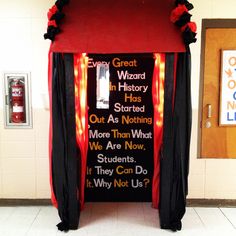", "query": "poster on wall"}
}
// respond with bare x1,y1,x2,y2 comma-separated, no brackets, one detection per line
86,54,154,201
220,50,236,125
